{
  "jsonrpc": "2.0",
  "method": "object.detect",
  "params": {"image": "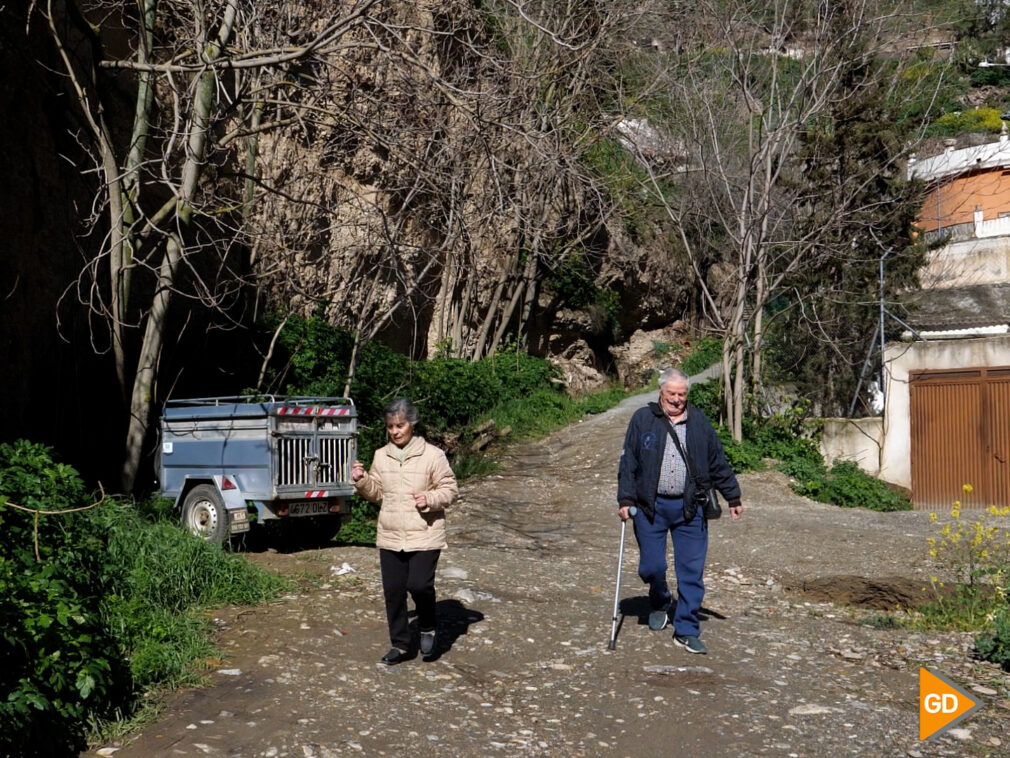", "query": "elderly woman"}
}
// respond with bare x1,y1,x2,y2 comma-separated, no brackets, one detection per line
351,398,458,664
